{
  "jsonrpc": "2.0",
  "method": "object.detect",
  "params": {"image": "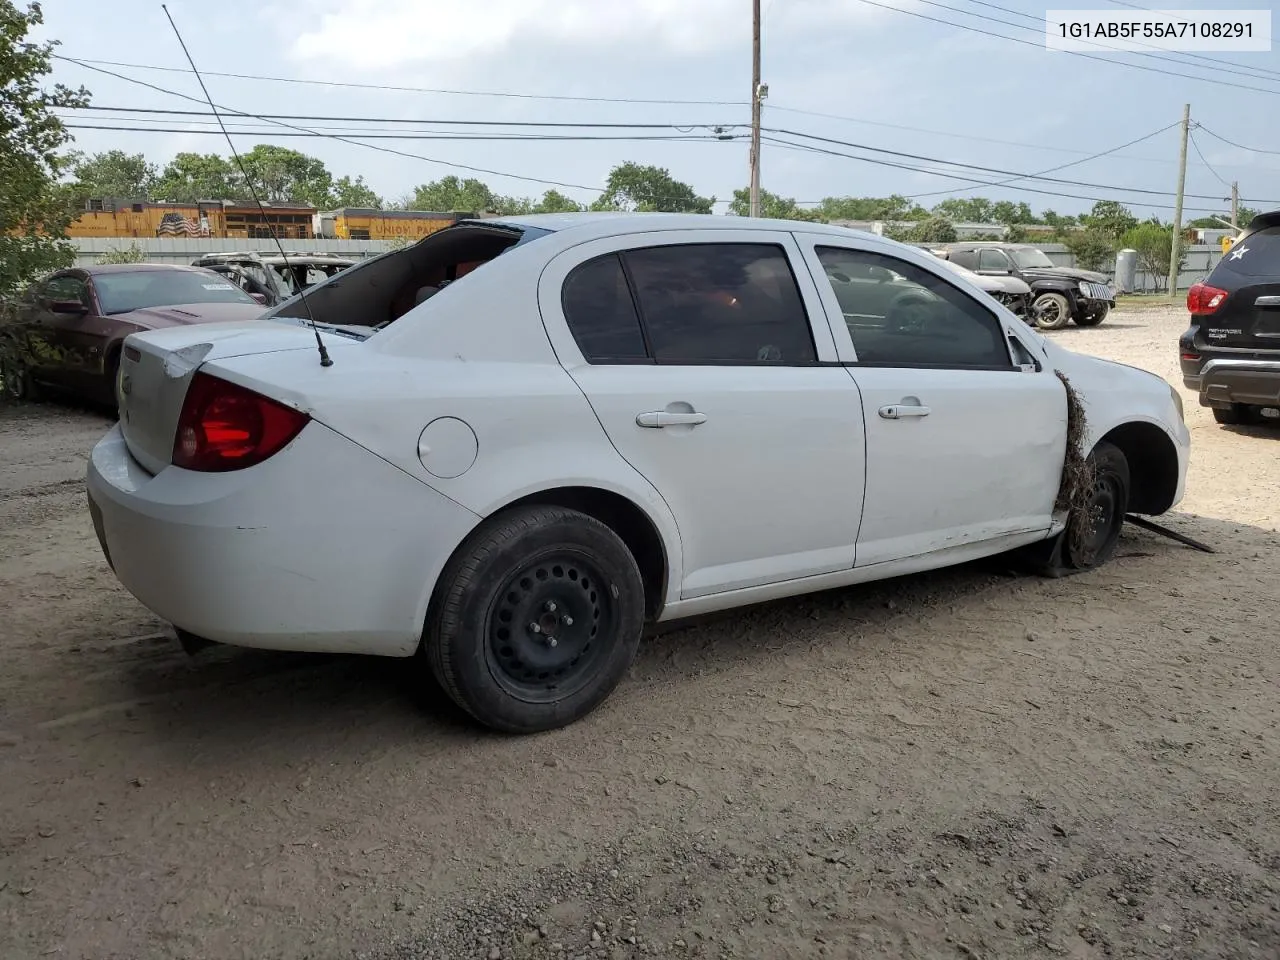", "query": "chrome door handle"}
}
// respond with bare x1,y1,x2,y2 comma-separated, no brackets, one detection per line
636,411,708,428
878,403,931,419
